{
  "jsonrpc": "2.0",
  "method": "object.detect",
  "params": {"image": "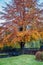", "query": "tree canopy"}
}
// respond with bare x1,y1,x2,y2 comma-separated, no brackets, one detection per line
0,0,43,48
